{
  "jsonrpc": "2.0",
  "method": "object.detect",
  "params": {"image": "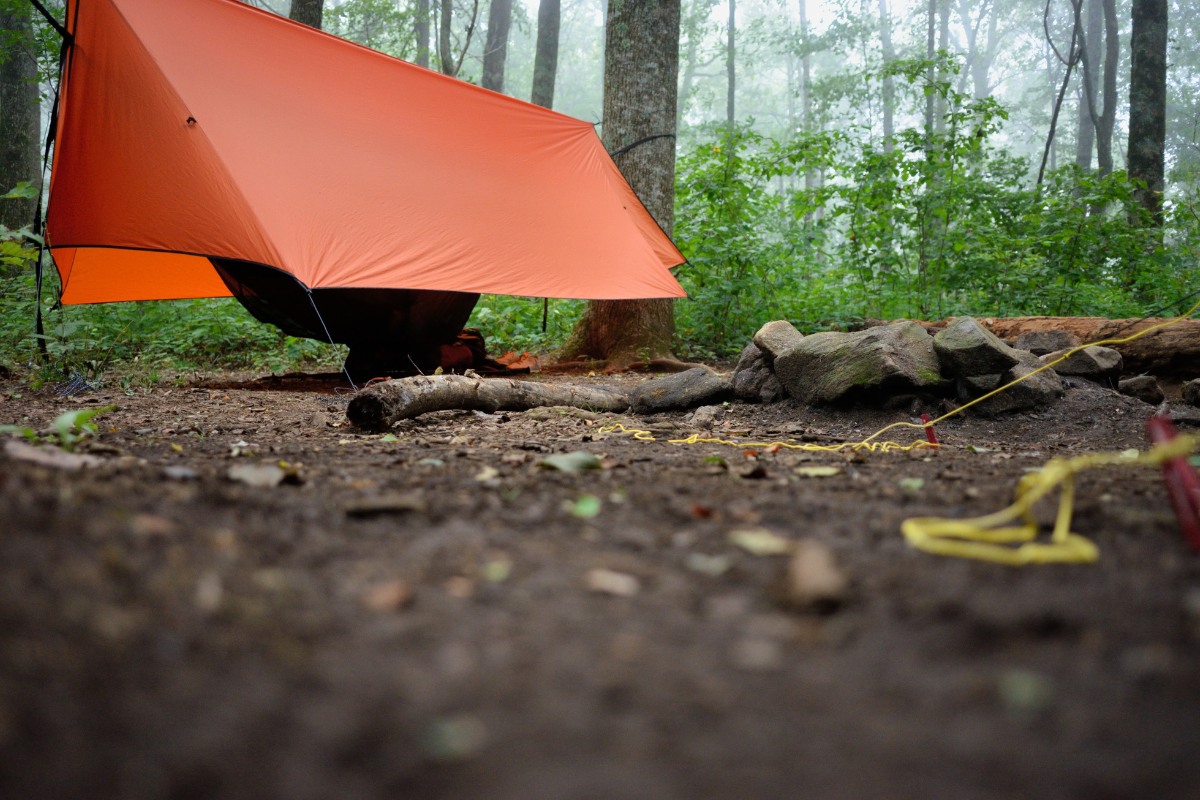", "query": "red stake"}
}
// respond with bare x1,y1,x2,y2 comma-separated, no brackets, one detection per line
1146,416,1200,552
920,414,940,448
